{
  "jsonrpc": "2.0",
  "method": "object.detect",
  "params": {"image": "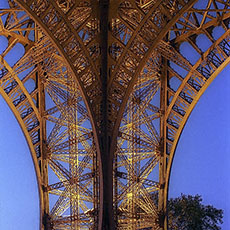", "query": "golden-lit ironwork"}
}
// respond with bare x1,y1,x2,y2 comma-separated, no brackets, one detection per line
0,0,229,229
